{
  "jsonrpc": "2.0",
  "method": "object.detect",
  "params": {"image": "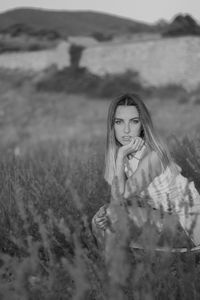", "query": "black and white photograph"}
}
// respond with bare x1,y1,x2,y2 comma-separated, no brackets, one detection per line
0,0,200,299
